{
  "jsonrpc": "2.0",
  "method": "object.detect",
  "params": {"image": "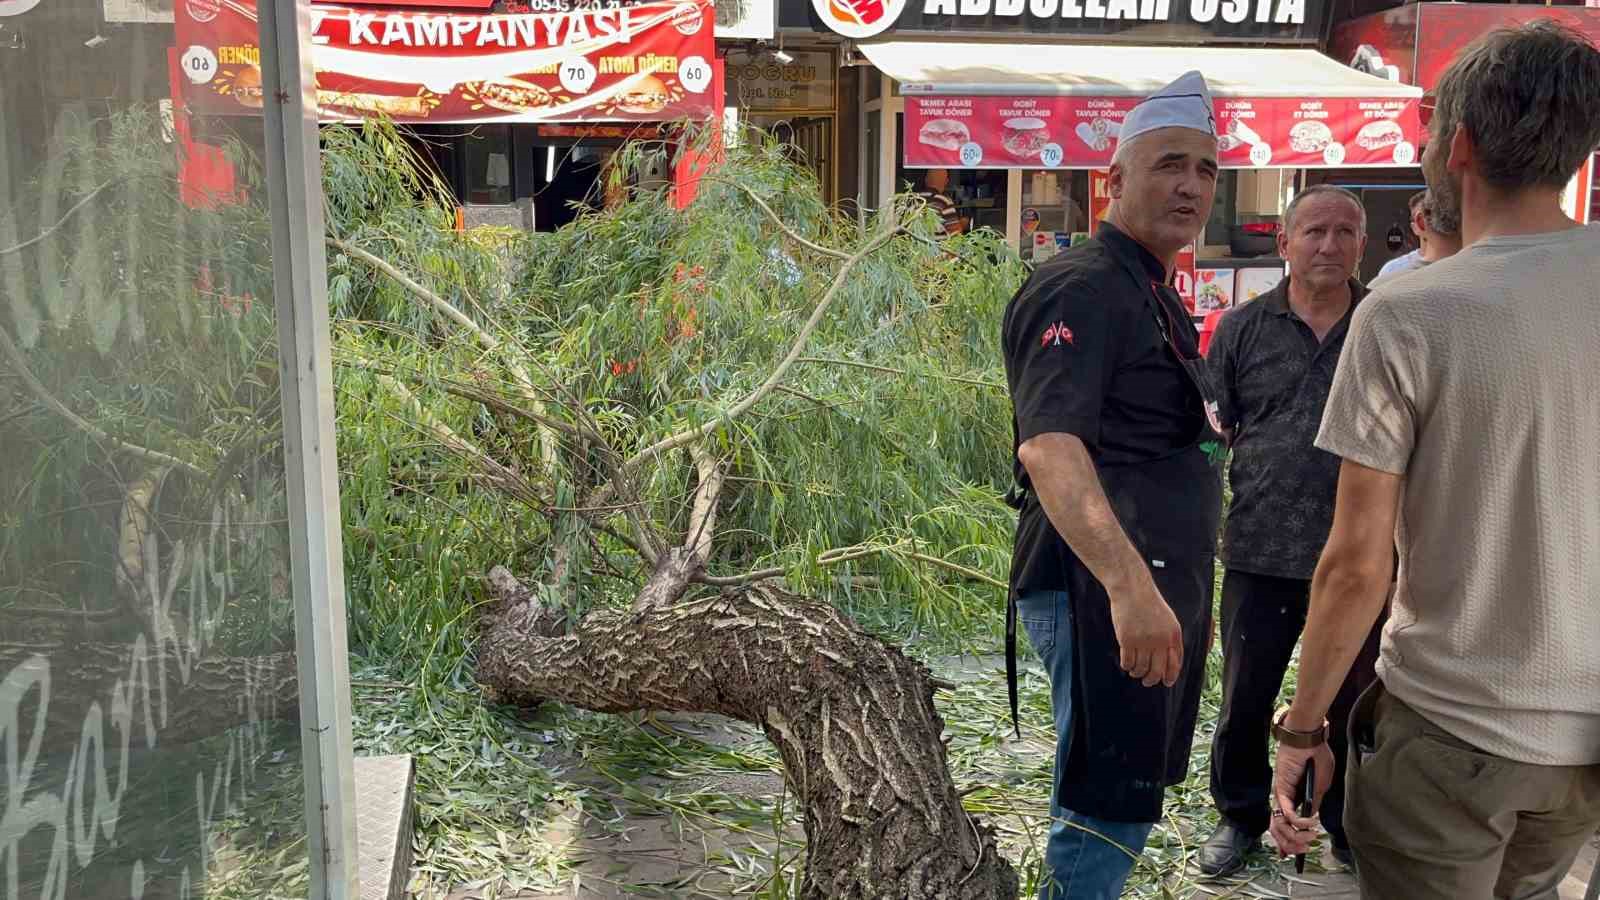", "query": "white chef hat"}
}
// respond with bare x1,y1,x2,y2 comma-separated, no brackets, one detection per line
1120,70,1217,145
